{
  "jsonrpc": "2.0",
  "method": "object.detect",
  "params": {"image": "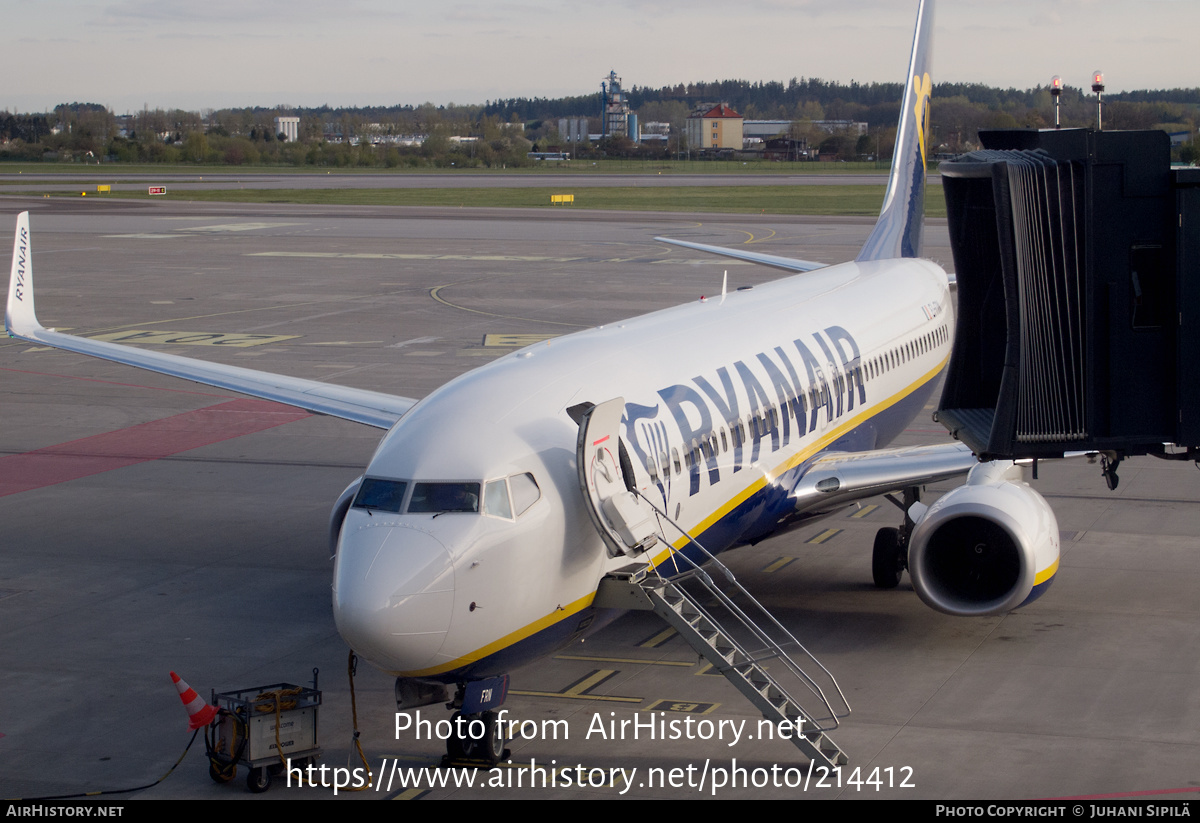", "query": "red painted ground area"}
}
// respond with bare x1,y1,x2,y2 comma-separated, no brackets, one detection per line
0,398,311,497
